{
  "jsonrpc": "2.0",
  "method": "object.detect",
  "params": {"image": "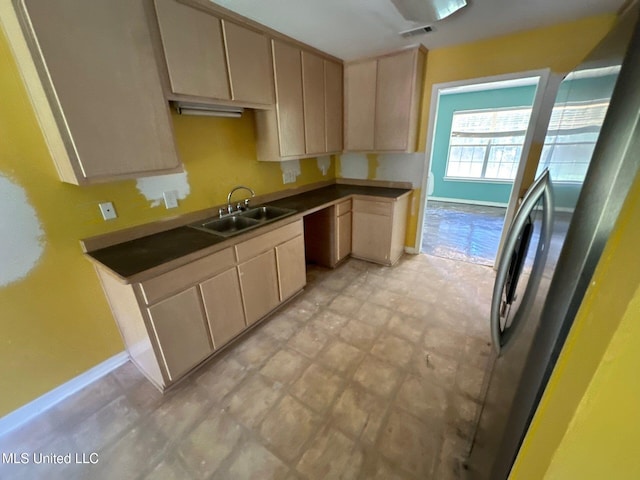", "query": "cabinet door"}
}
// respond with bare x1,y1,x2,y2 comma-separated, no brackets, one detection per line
22,0,181,182
325,60,344,153
272,40,306,157
302,51,326,155
352,212,392,264
238,250,280,325
344,60,376,151
374,49,416,151
154,0,230,99
147,287,213,381
336,212,352,263
222,21,274,105
200,268,246,349
275,235,307,301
